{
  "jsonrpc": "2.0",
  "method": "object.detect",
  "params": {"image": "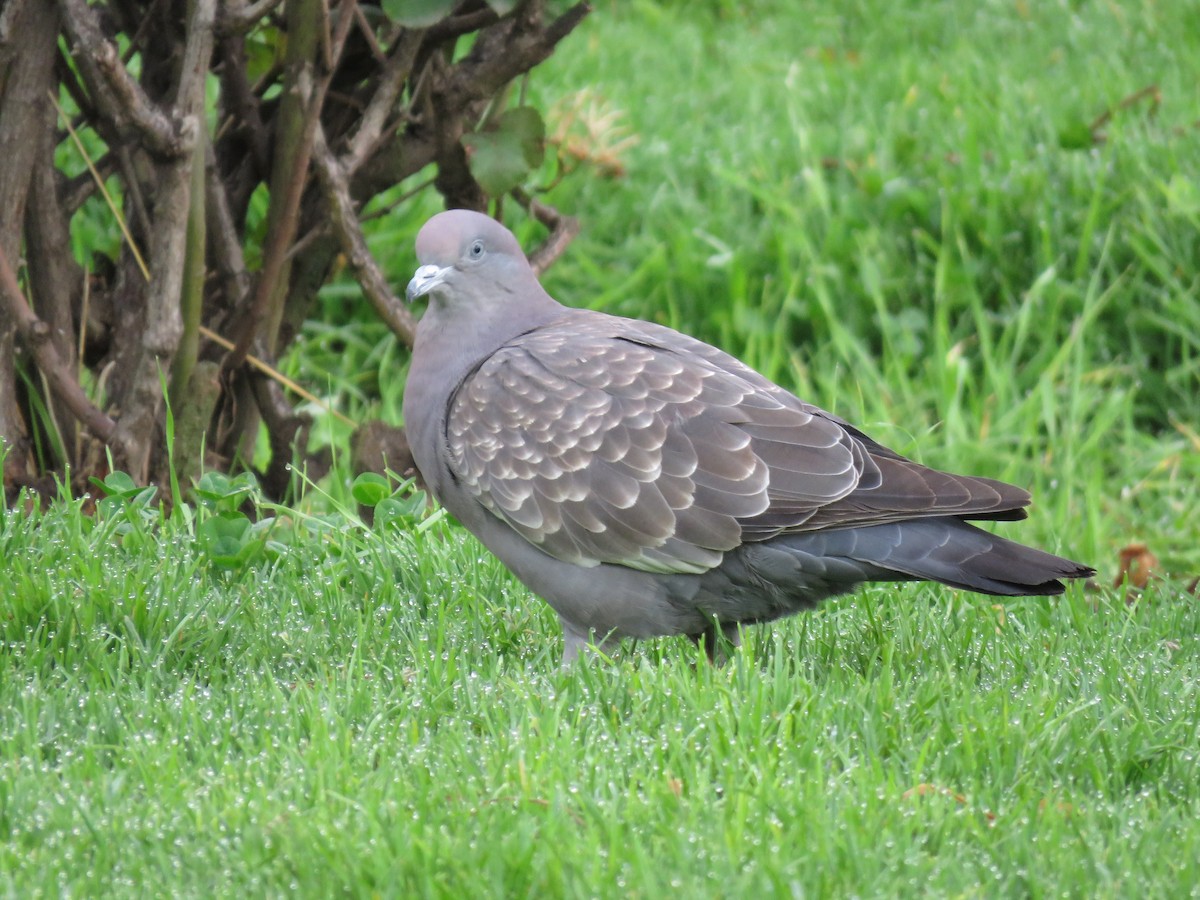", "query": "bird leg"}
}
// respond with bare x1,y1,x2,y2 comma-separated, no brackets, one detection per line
558,617,621,666
688,620,742,665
